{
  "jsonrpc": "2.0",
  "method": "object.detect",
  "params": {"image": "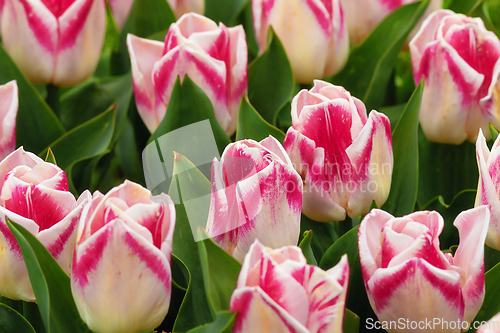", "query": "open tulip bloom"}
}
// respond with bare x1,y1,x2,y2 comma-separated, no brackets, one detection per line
359,207,490,332
1,0,106,86
0,80,18,161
